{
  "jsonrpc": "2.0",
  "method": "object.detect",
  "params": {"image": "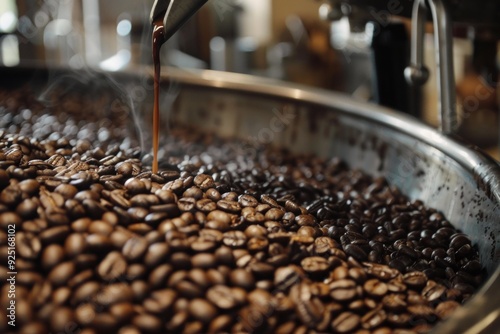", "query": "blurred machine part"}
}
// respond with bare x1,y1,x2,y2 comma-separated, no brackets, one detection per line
320,0,499,154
